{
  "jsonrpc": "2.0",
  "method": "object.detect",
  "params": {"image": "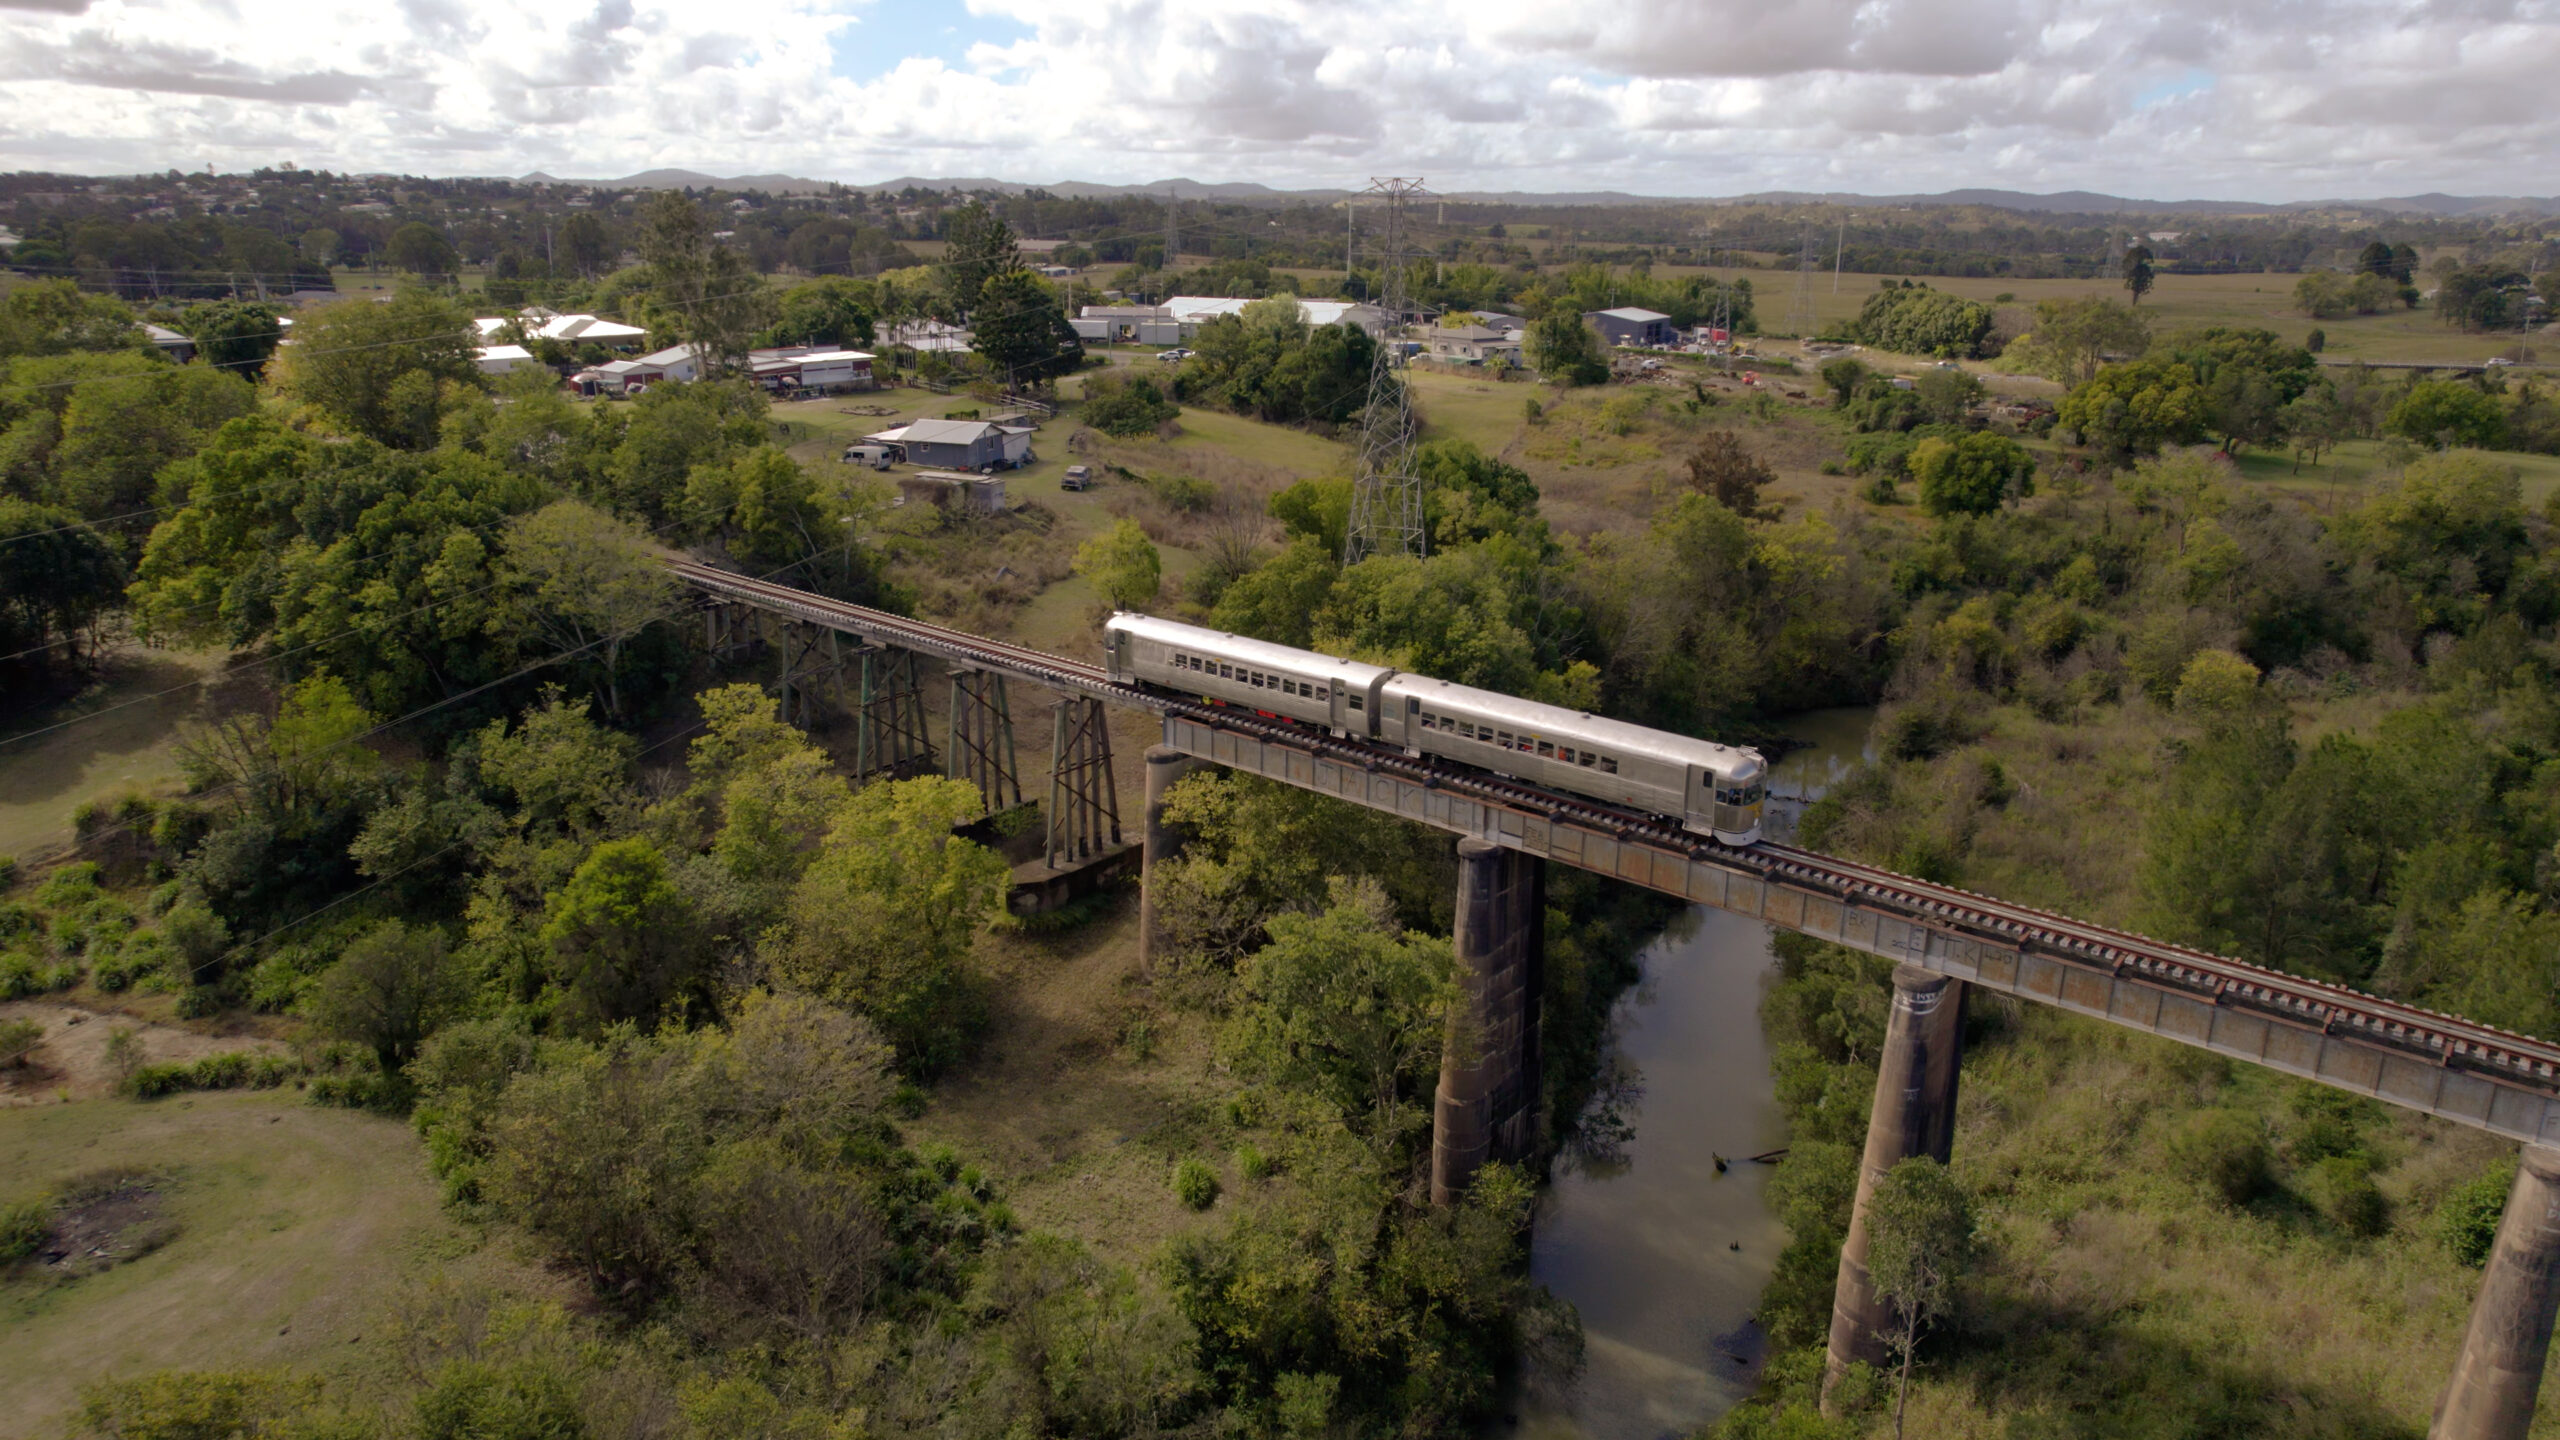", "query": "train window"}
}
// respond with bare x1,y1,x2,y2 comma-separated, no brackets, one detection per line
1579,752,1596,767
1316,687,1329,702
1458,721,1476,740
1420,712,1436,729
1496,730,1513,747
1536,741,1555,758
1599,757,1618,775
1348,694,1363,711
1557,746,1575,763
1218,663,1232,679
